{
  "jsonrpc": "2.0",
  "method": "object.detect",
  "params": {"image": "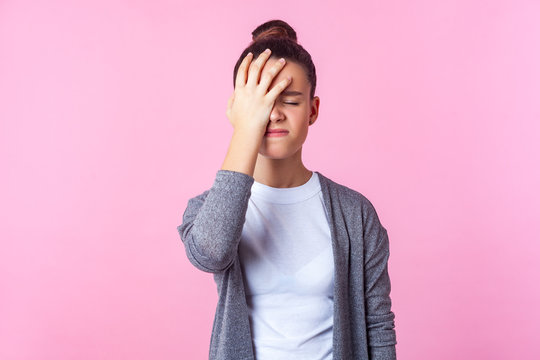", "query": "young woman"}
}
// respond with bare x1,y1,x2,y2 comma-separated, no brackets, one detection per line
178,19,397,360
